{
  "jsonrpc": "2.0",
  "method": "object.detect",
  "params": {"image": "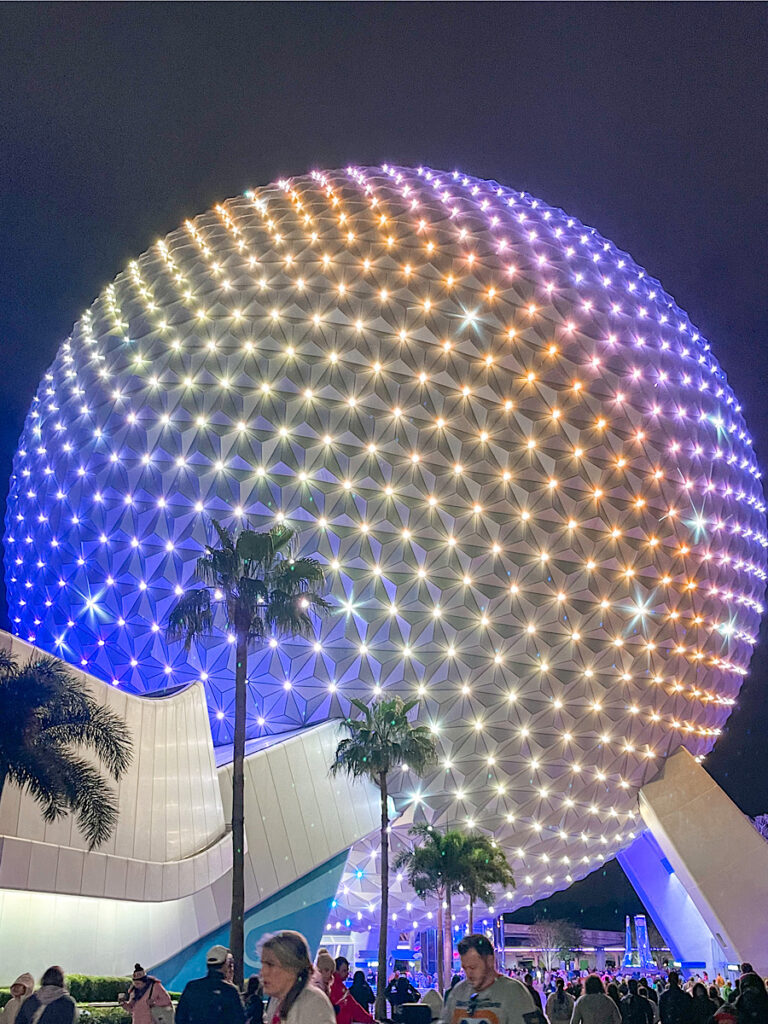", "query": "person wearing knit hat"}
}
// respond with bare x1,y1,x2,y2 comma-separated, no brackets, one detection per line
119,964,173,1024
0,974,34,1024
